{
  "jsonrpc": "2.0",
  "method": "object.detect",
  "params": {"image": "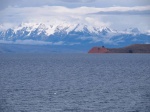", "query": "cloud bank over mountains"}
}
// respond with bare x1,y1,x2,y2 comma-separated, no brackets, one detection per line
0,0,150,31
0,0,149,9
0,5,150,31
